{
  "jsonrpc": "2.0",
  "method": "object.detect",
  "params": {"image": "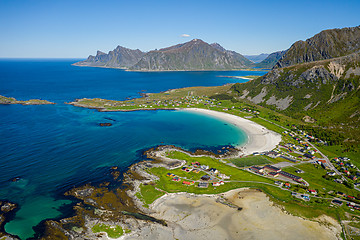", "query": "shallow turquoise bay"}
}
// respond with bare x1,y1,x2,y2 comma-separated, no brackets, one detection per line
0,59,265,239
